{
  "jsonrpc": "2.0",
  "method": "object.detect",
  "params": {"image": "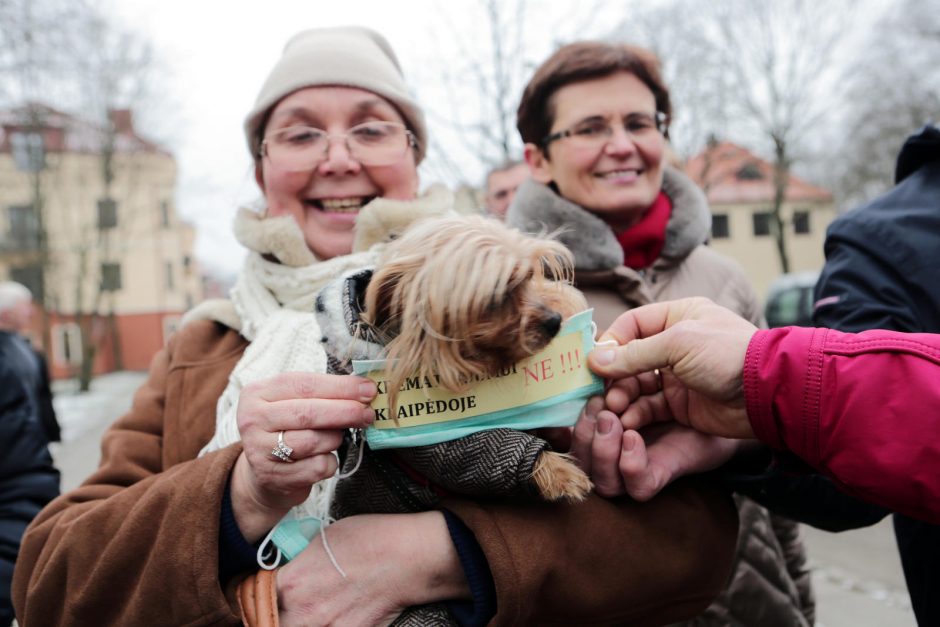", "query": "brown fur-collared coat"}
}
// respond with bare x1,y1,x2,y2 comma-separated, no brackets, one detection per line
507,167,815,627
